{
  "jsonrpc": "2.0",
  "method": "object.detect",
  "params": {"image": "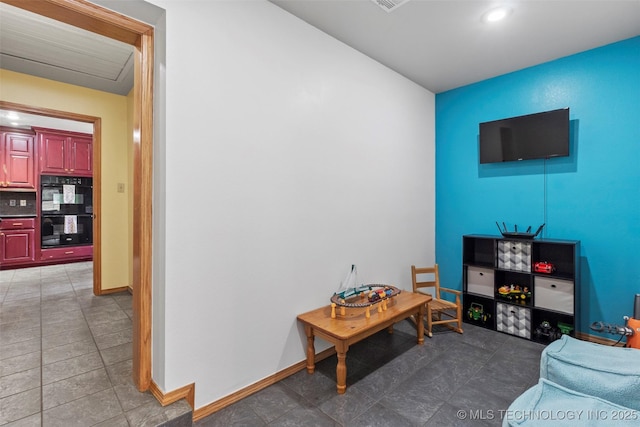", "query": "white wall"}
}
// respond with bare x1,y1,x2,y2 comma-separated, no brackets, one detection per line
137,0,434,409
